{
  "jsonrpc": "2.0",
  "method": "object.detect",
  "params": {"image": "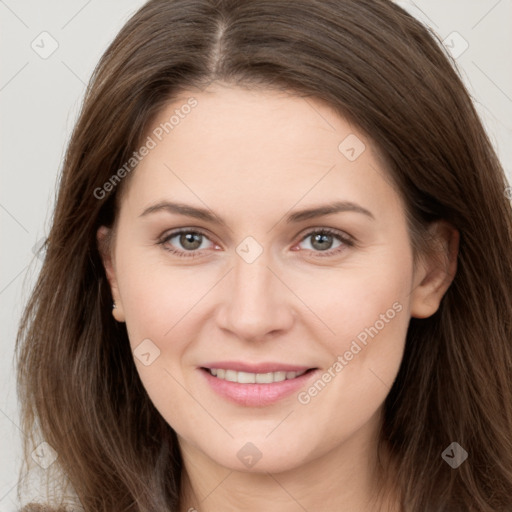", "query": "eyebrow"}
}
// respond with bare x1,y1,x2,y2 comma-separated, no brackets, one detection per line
139,200,375,225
